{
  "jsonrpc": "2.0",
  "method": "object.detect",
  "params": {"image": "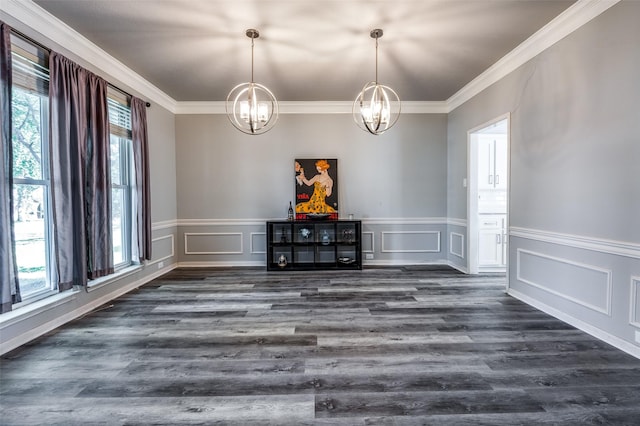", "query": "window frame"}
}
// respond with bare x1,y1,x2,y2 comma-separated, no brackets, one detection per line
107,89,134,270
9,33,56,301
